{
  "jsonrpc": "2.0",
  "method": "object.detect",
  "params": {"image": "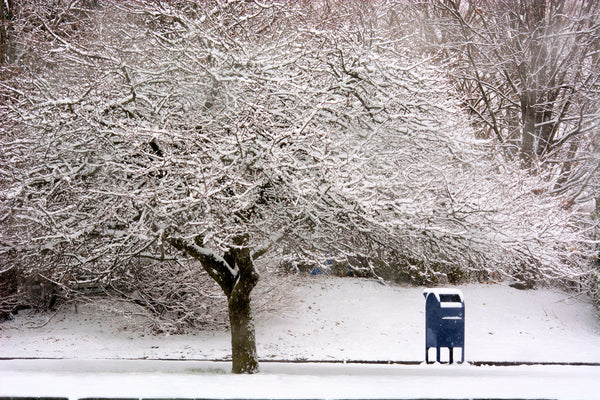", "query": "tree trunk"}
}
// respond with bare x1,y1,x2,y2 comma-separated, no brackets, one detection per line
520,101,536,165
229,277,259,373
0,0,9,64
227,244,259,373
168,235,260,373
554,140,578,192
